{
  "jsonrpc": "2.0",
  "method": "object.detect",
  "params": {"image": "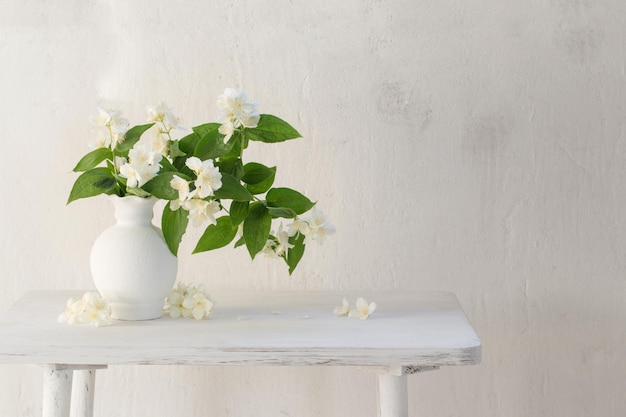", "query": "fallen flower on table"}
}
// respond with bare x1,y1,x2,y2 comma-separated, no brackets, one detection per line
58,292,112,327
333,297,377,320
348,297,377,320
164,282,214,320
333,297,350,317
